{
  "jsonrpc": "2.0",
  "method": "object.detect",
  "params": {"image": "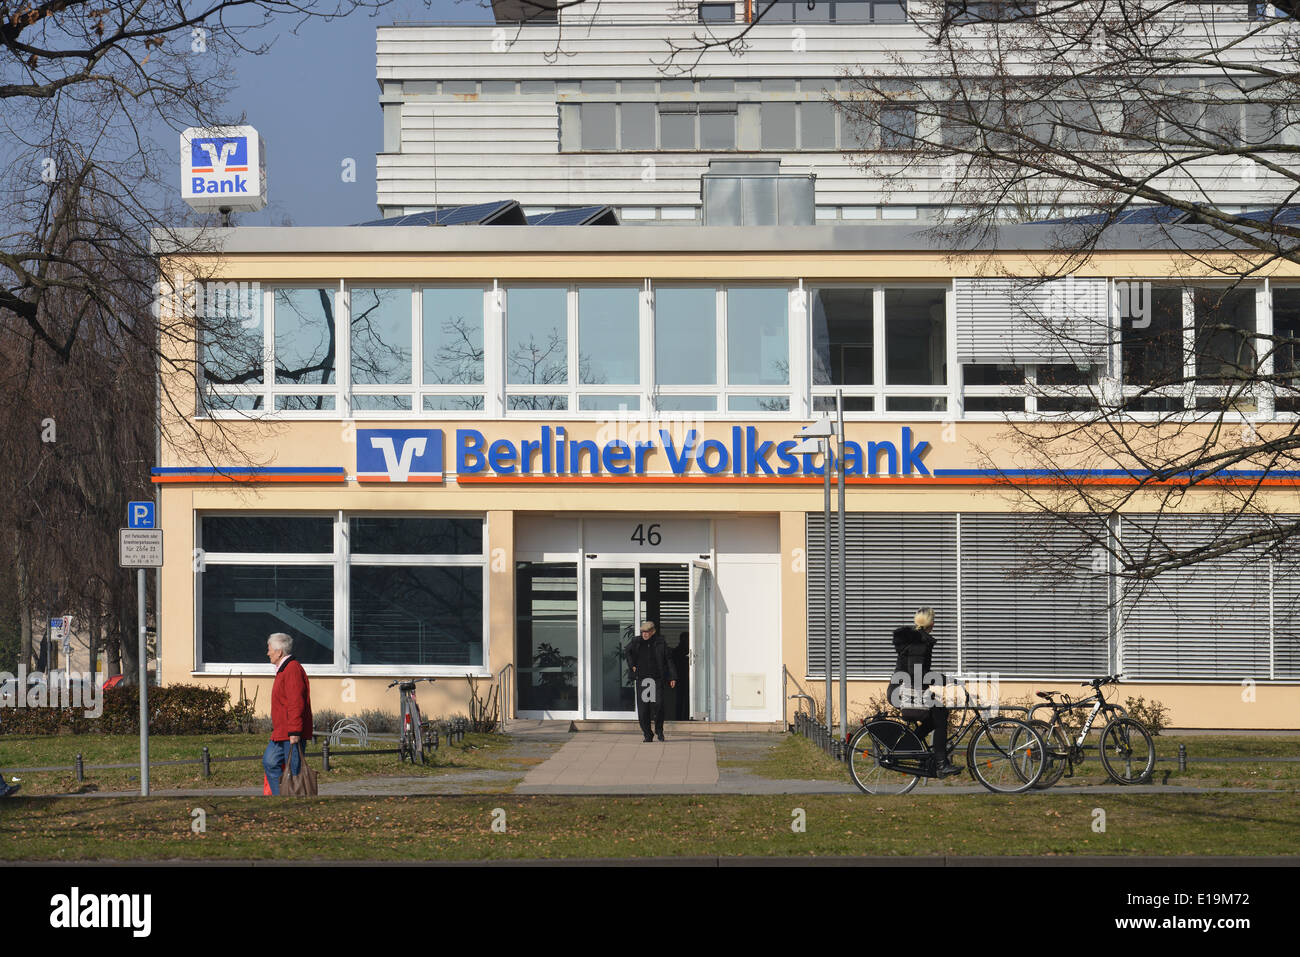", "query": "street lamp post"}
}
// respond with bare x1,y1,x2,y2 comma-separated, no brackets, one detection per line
792,417,837,739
